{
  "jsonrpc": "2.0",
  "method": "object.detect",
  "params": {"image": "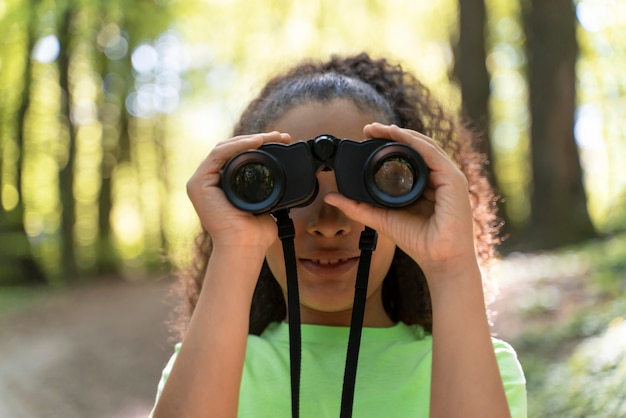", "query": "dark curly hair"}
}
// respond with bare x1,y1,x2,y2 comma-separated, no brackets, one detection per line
171,52,501,339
